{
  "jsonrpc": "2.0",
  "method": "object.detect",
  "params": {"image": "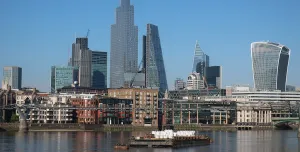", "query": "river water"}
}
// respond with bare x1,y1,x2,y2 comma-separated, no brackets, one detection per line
0,130,299,152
